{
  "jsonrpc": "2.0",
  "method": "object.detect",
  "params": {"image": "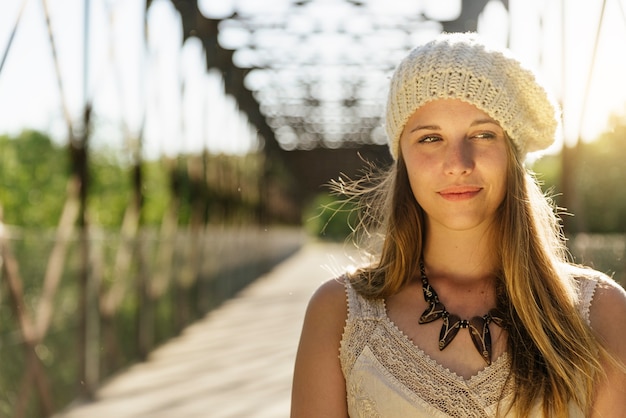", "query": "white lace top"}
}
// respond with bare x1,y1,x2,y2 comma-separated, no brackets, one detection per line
339,274,600,417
